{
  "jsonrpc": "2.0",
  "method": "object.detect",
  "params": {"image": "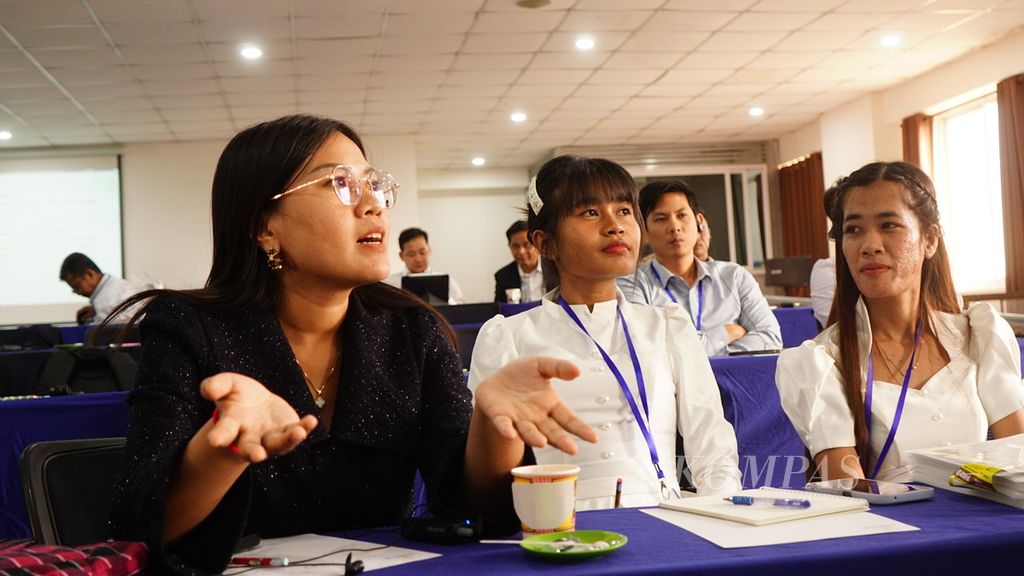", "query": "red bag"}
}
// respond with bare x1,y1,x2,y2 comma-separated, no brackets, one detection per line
0,540,148,576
